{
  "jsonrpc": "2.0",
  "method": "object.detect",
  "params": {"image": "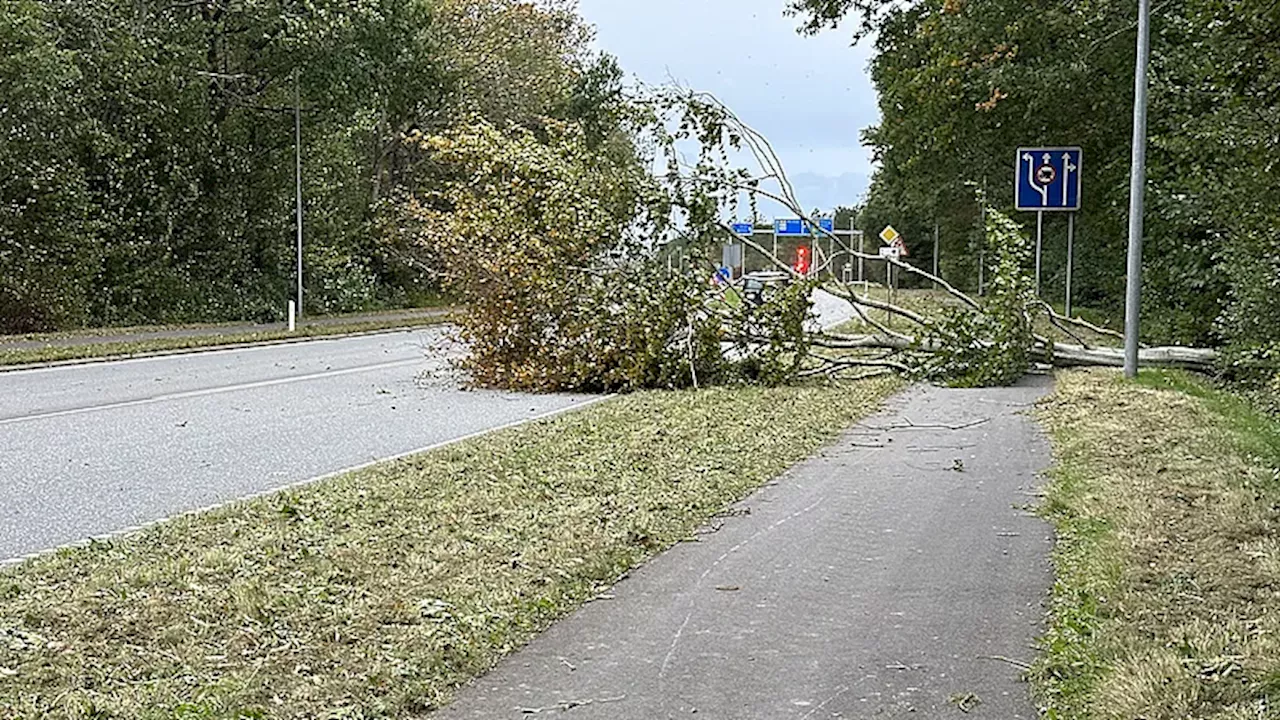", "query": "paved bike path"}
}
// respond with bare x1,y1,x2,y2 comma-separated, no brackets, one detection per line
434,376,1054,719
